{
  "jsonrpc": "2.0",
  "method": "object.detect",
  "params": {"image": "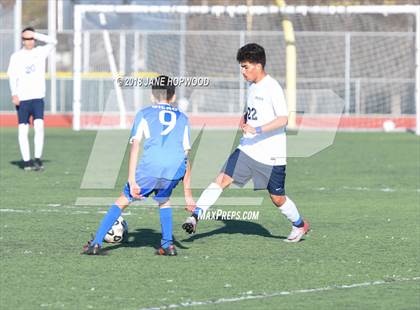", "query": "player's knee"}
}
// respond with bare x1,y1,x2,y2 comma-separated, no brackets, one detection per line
158,200,171,208
115,194,129,209
18,123,29,137
34,119,44,132
215,173,232,189
270,194,286,207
